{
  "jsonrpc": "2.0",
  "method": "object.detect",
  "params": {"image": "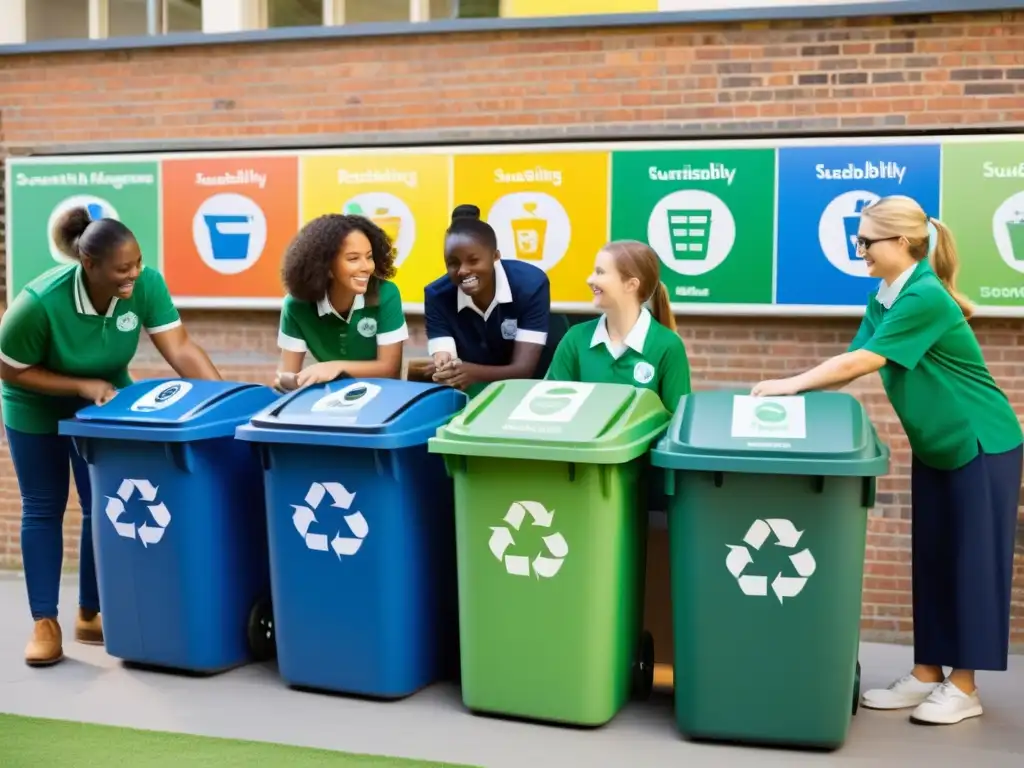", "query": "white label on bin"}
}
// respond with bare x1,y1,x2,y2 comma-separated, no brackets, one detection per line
730,395,807,440
310,382,382,414
291,482,368,559
726,519,816,604
103,478,172,548
506,381,596,424
488,501,568,579
130,381,193,413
